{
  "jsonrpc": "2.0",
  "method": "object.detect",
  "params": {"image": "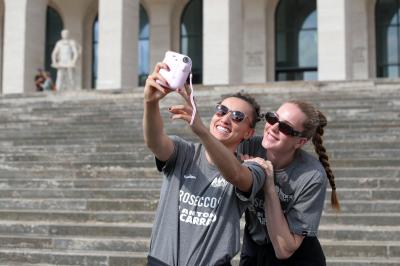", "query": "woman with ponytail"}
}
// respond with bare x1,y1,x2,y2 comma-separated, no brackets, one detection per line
170,94,339,265
238,100,340,266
